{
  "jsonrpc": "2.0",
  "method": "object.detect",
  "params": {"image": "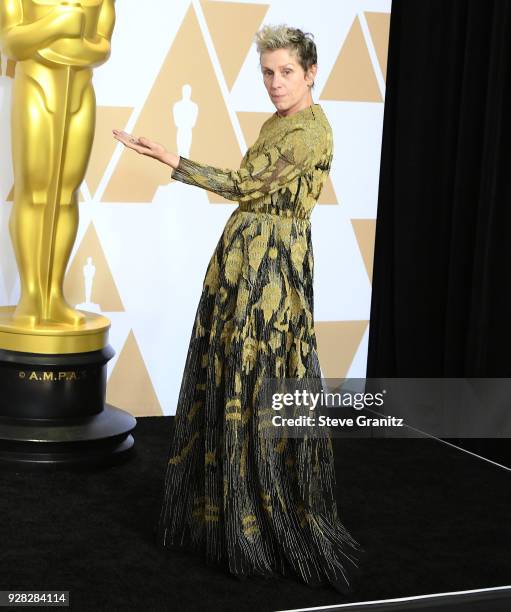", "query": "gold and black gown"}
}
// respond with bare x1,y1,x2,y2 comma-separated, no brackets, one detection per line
156,103,364,593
